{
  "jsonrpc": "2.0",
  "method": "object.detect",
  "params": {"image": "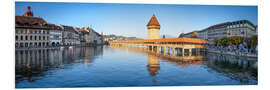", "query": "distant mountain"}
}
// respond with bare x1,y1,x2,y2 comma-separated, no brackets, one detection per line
103,34,143,41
